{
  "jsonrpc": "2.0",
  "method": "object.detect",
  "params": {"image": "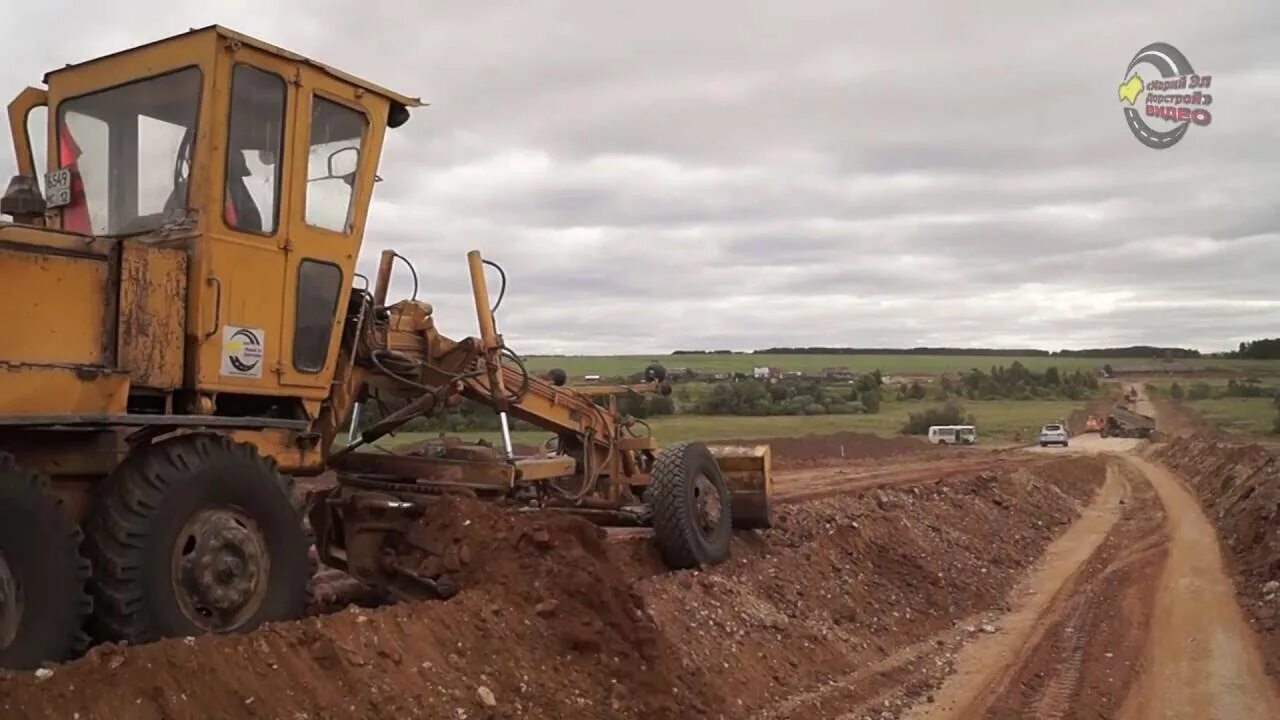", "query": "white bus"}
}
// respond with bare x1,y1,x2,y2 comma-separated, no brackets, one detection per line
927,425,977,445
